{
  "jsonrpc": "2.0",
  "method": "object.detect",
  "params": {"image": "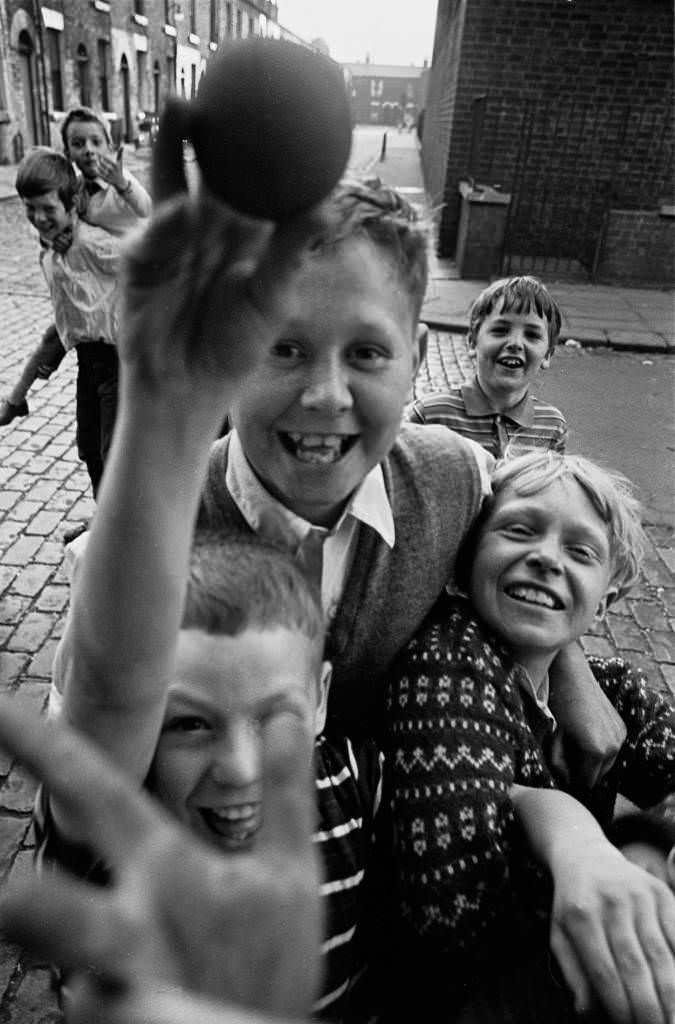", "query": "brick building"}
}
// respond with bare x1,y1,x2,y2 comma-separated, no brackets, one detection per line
344,60,428,126
422,0,674,284
0,0,288,163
